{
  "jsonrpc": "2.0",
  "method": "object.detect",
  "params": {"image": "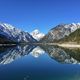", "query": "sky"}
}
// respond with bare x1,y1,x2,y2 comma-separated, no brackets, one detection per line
0,0,80,33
